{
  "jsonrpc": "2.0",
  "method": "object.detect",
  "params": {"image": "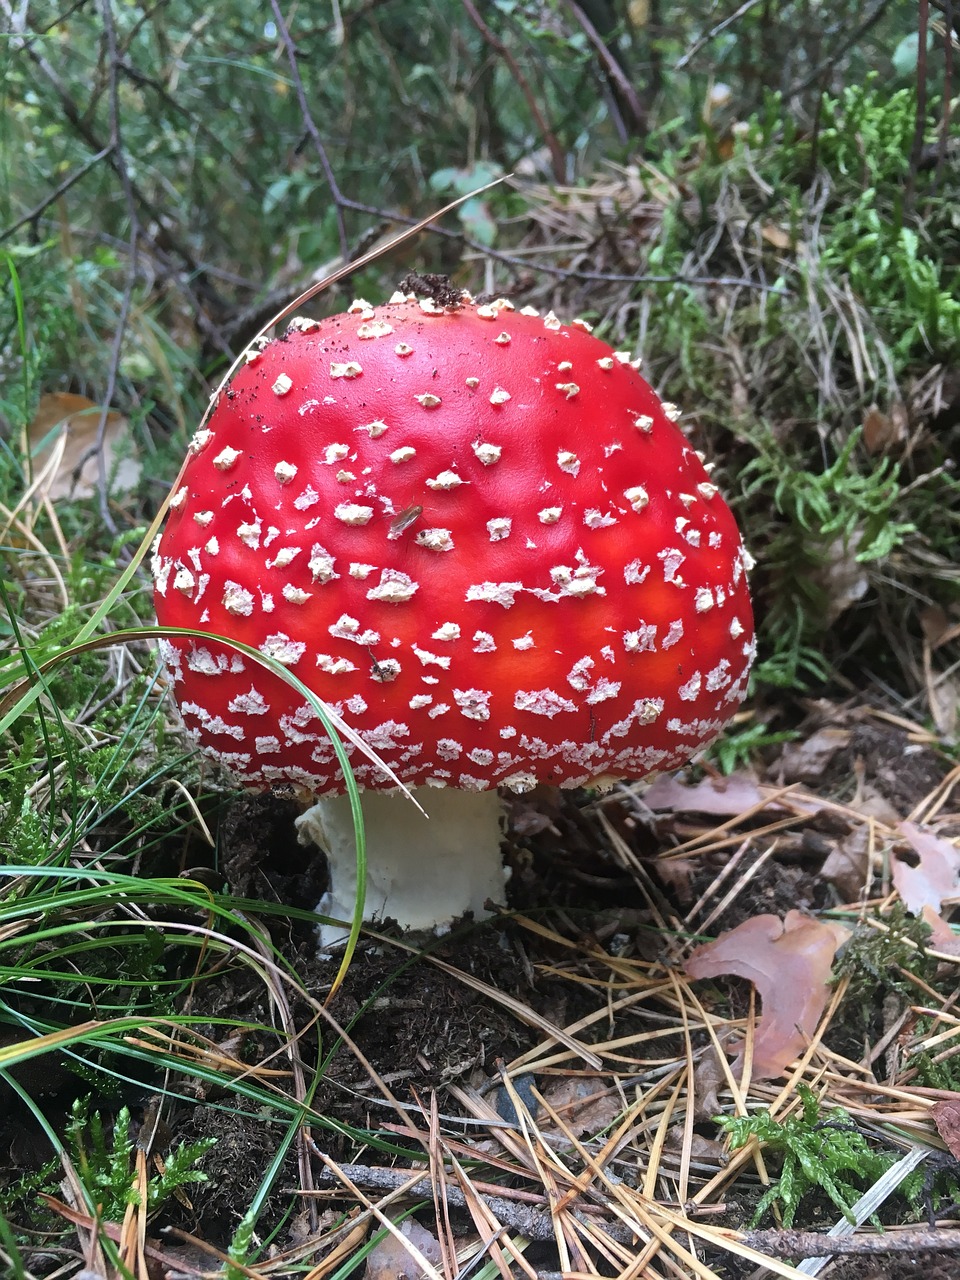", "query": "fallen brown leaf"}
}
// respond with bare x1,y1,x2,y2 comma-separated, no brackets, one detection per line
685,910,851,1079
655,854,697,904
862,402,908,454
776,728,851,785
760,222,797,251
644,770,767,816
820,827,871,902
28,391,139,501
814,531,869,624
692,1045,727,1120
919,604,953,649
893,823,960,915
365,1218,443,1280
662,1125,727,1165
921,905,960,955
931,1097,960,1158
536,1076,621,1139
